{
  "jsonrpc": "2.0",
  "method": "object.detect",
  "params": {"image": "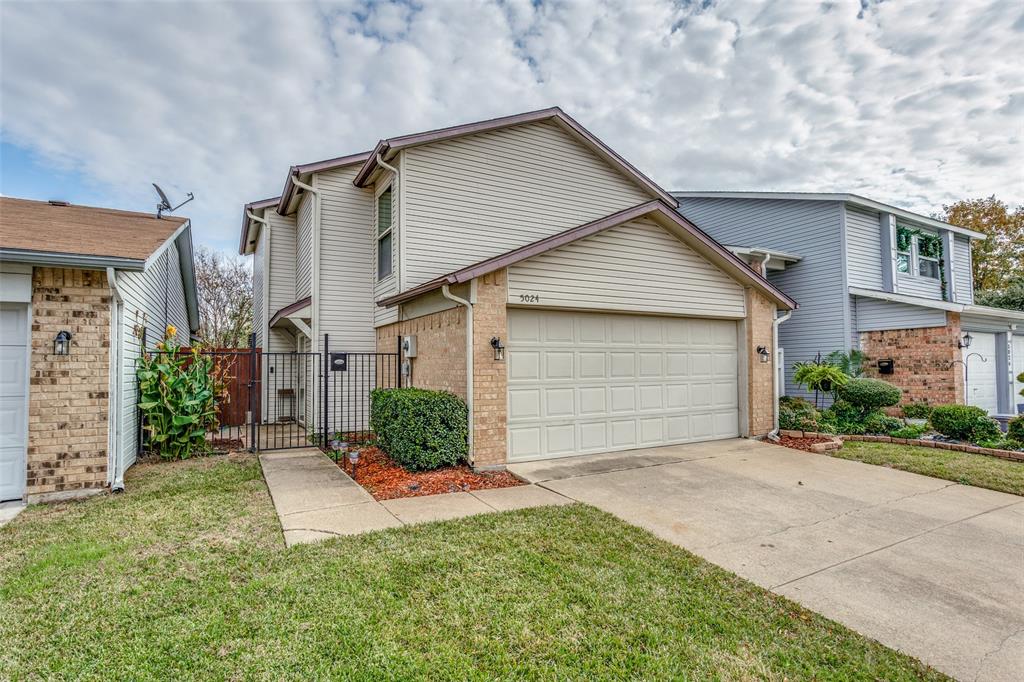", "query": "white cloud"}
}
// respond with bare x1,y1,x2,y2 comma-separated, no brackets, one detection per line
1,0,1021,252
